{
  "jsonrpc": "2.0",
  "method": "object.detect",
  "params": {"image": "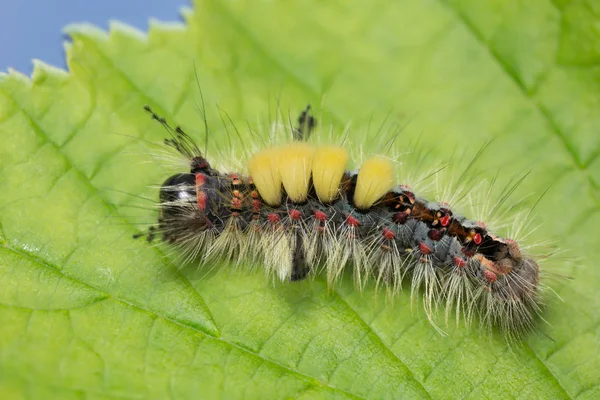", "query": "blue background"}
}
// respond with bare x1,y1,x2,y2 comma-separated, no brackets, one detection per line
0,0,188,75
